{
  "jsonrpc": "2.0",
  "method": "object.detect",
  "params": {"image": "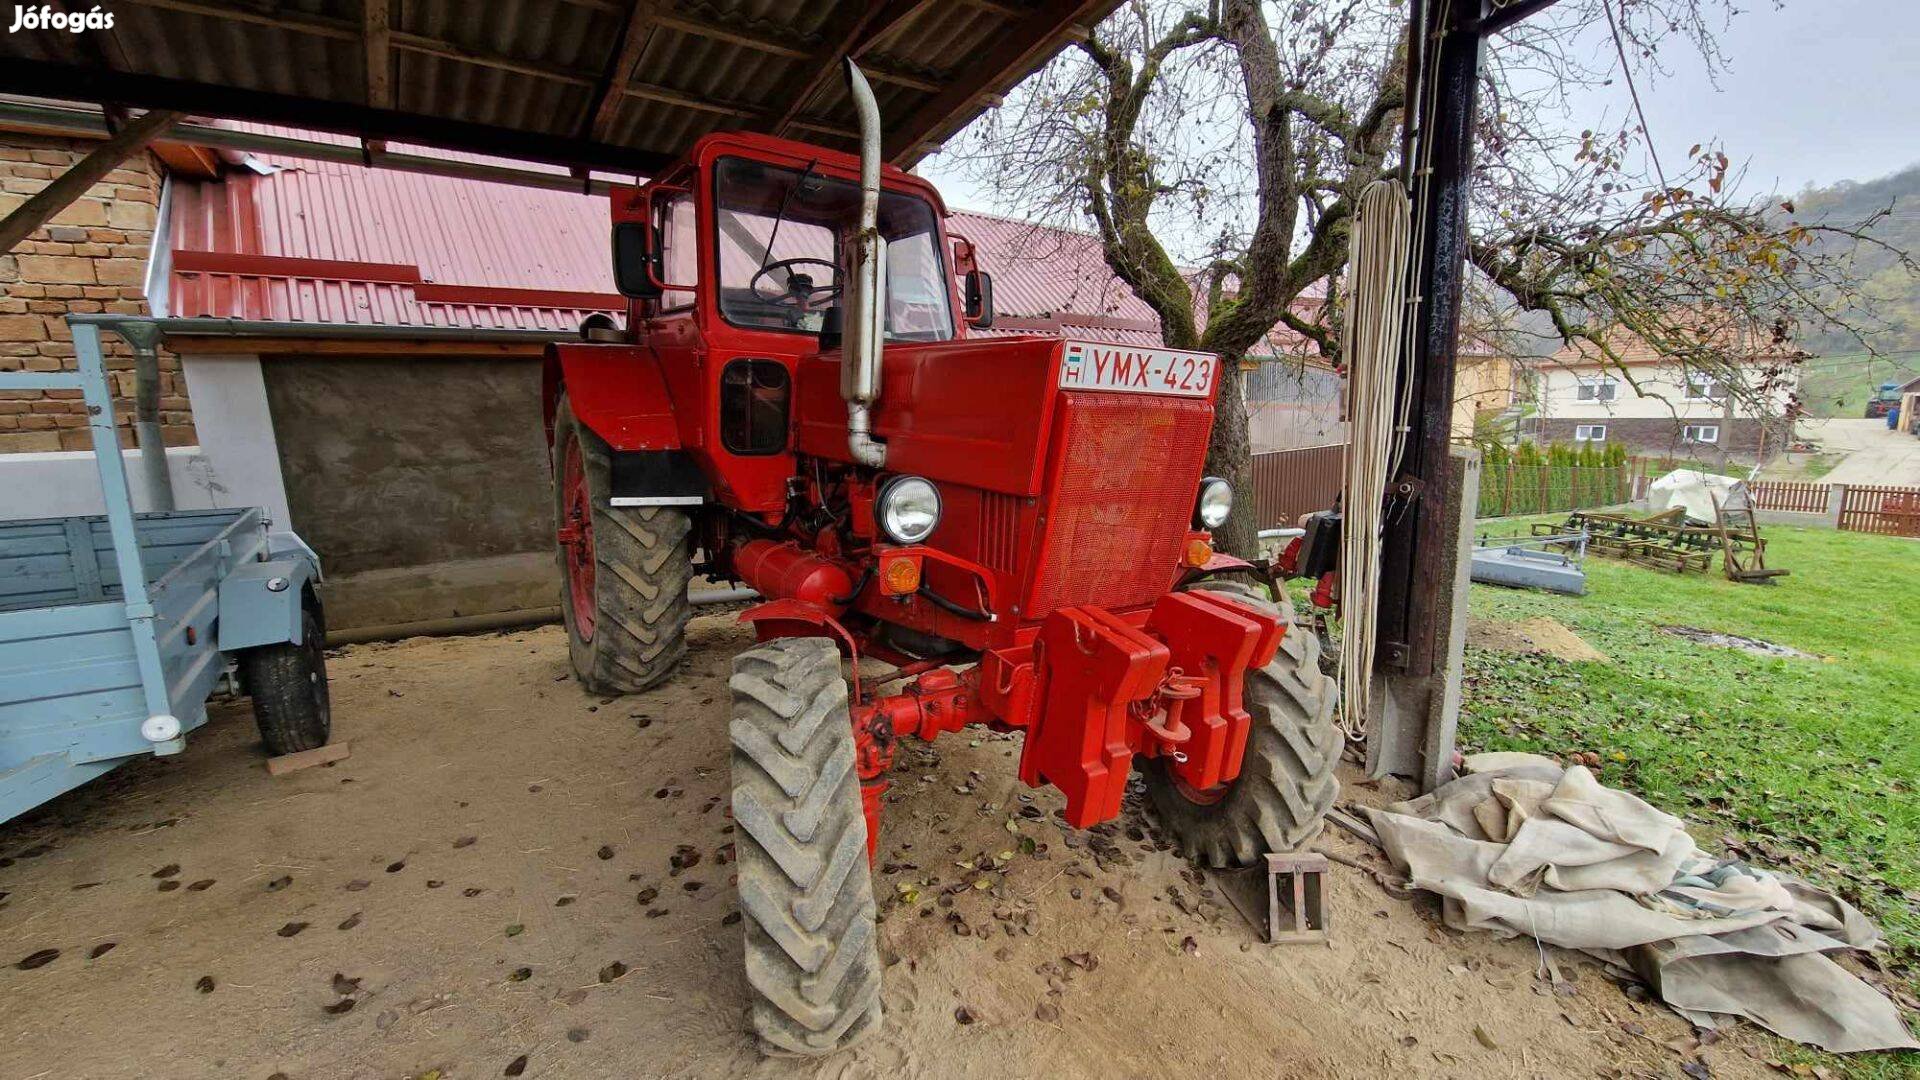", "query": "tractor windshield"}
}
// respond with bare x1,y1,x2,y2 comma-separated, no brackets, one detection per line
713,156,954,342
